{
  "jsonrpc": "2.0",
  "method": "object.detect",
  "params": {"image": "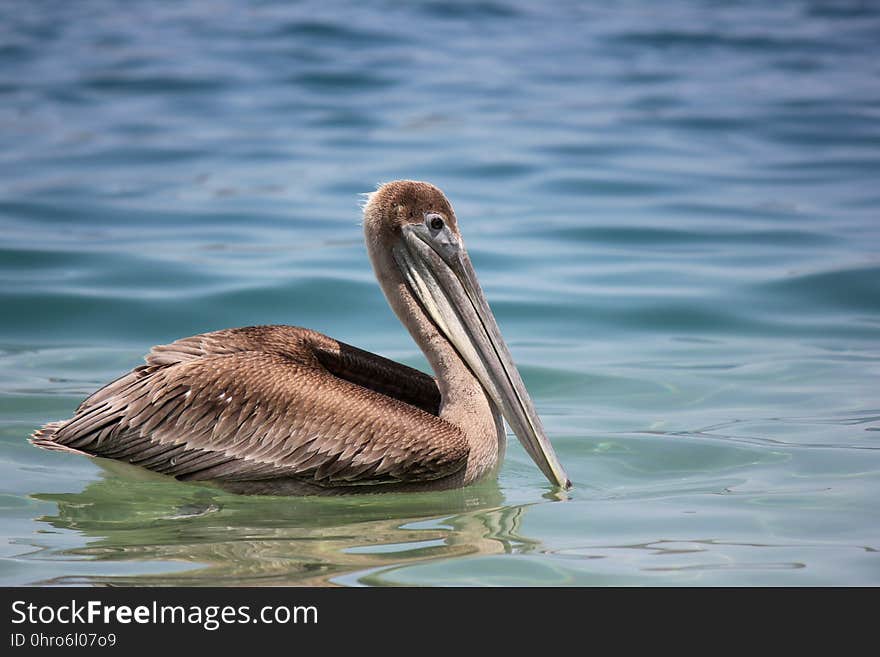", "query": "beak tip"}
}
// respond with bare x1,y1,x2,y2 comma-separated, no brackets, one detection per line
564,478,572,489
